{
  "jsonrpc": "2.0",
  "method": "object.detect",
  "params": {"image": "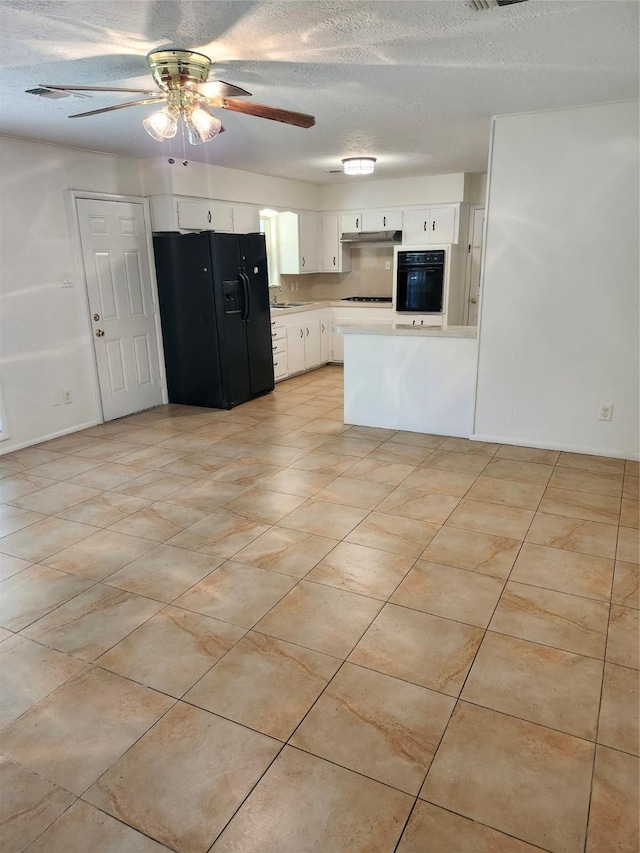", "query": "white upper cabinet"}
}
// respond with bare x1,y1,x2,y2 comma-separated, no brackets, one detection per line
361,209,403,232
176,200,233,232
340,212,362,233
231,204,261,234
277,211,319,274
402,206,459,245
320,214,351,273
429,206,458,244
402,208,431,244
